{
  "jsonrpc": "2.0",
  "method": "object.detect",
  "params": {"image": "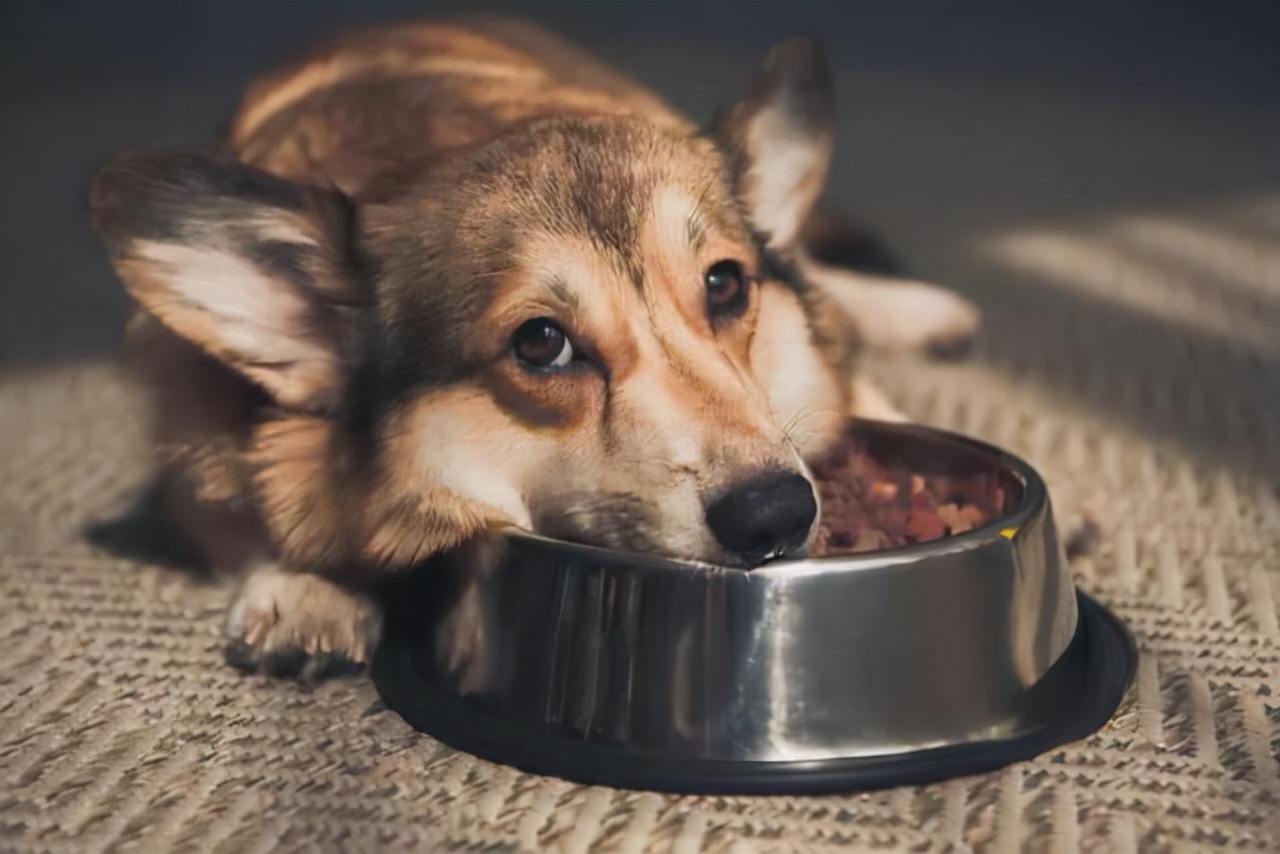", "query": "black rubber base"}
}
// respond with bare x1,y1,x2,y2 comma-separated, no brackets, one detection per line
372,591,1135,795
